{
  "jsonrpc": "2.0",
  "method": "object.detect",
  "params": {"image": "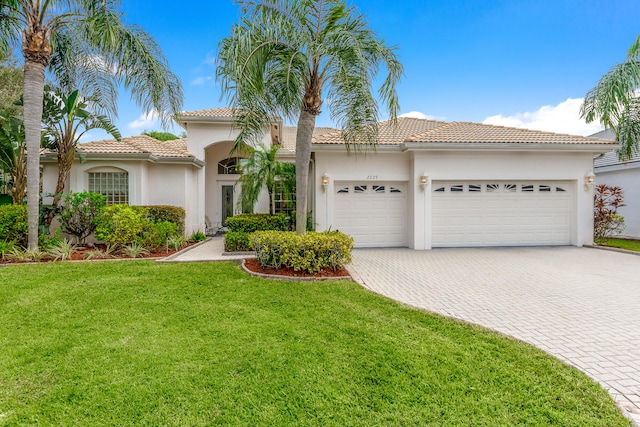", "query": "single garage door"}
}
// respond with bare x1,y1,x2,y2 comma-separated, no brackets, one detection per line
432,181,572,247
334,182,407,247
